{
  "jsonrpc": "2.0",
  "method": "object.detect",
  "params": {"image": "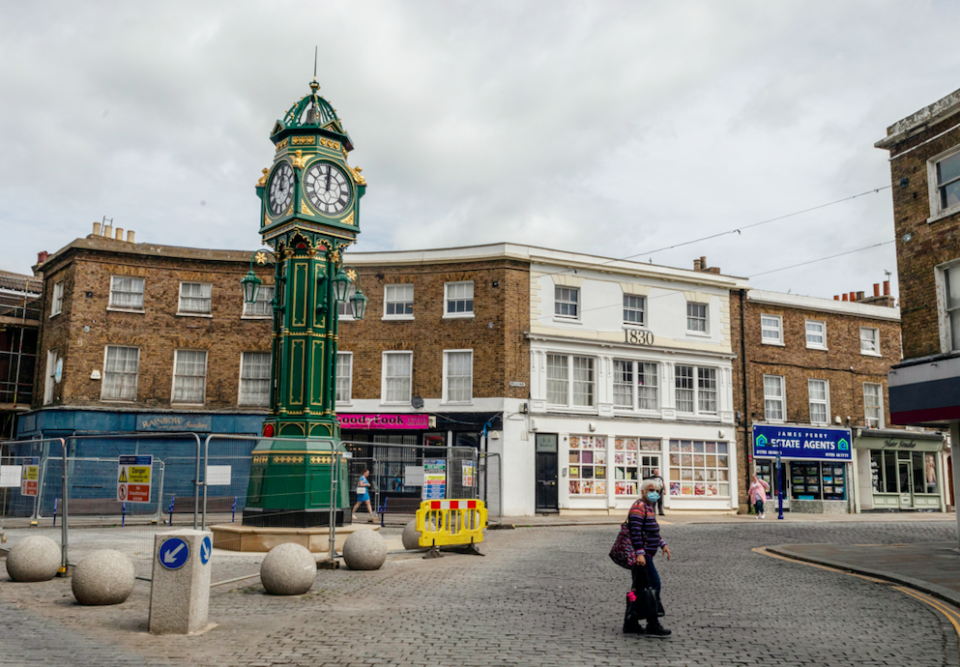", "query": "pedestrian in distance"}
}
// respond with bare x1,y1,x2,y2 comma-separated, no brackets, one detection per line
643,468,666,516
352,468,376,523
748,474,770,519
623,478,672,637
